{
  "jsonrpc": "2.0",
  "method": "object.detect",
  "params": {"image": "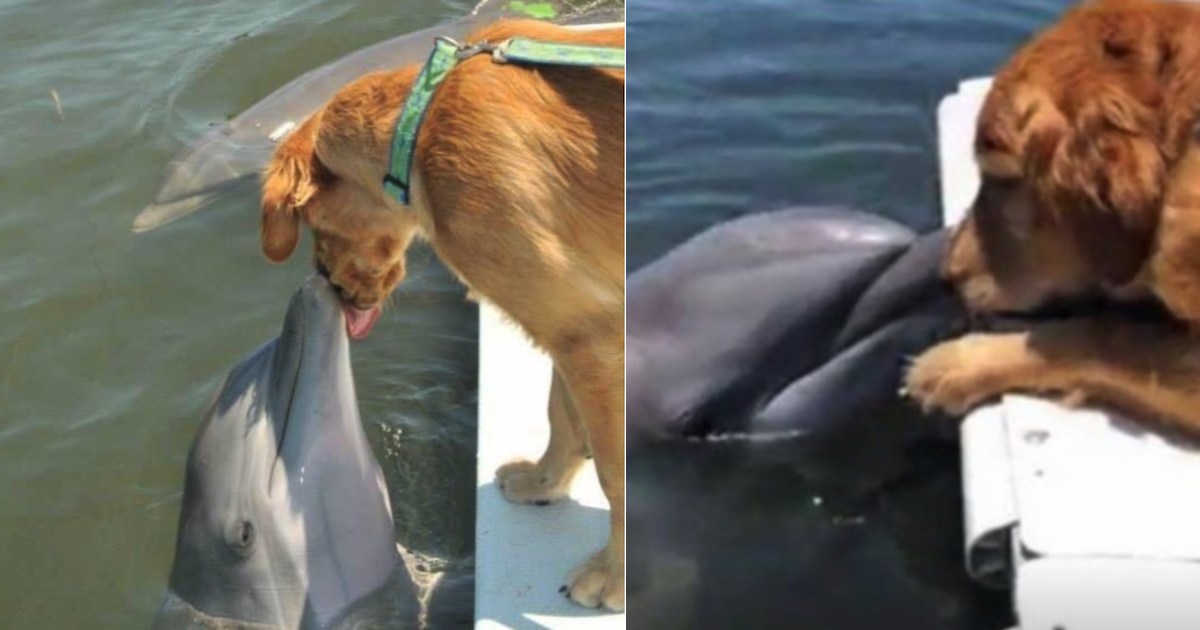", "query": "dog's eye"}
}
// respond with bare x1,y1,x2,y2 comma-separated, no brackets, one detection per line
1102,39,1133,61
981,175,1019,196
974,176,1021,214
